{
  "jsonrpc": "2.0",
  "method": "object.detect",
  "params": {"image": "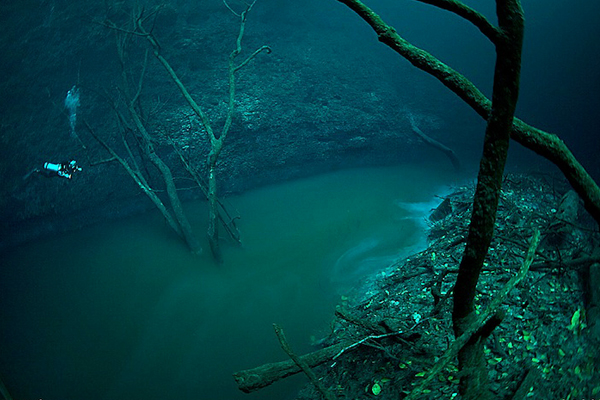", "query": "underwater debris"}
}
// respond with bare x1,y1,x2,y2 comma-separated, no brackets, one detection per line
236,173,600,399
